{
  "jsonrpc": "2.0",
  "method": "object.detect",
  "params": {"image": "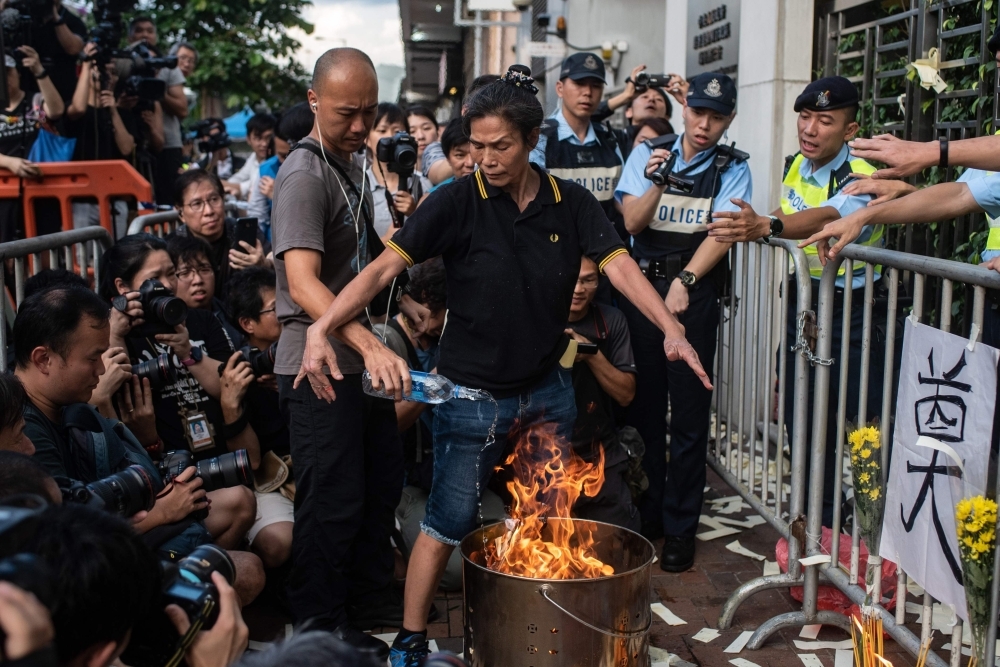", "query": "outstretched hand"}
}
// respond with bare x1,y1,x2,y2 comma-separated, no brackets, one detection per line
293,325,343,401
798,210,868,263
664,336,712,390
708,198,770,243
848,134,936,180
839,172,916,206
